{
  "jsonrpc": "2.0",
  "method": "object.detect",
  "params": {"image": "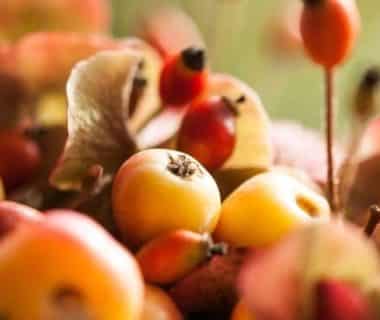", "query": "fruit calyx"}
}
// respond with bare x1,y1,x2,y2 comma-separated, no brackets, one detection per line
354,67,380,121
167,153,202,178
204,234,229,258
221,95,246,117
364,204,380,237
52,286,91,320
181,47,206,71
361,67,380,90
302,0,324,7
